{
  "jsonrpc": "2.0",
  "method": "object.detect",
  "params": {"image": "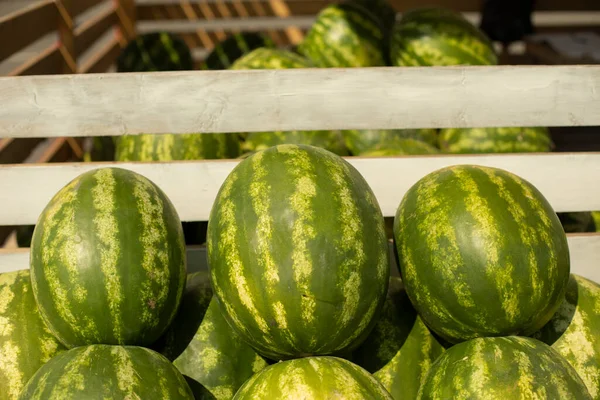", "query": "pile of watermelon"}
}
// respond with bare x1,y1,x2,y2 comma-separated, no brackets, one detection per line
2,141,600,399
